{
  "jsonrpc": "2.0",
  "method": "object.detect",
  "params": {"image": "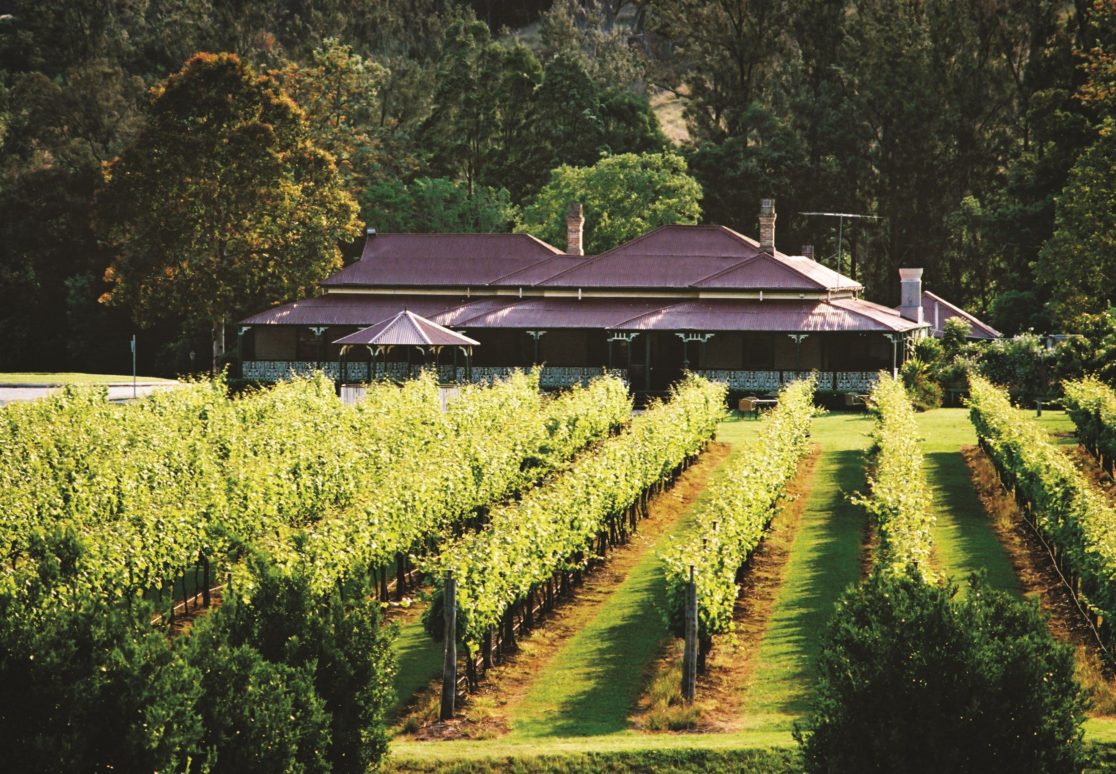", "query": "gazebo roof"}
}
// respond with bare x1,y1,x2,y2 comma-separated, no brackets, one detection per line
333,310,479,348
